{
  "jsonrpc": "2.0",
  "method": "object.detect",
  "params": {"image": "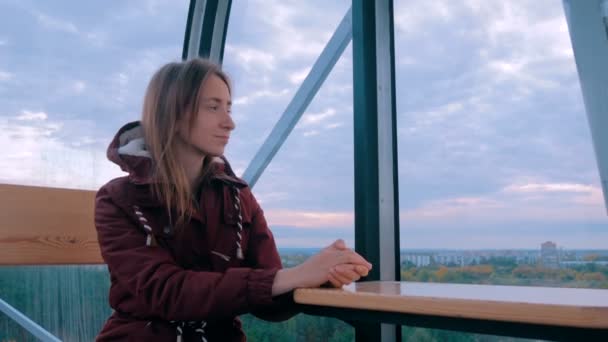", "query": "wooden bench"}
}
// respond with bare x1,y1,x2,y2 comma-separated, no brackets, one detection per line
0,183,102,265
